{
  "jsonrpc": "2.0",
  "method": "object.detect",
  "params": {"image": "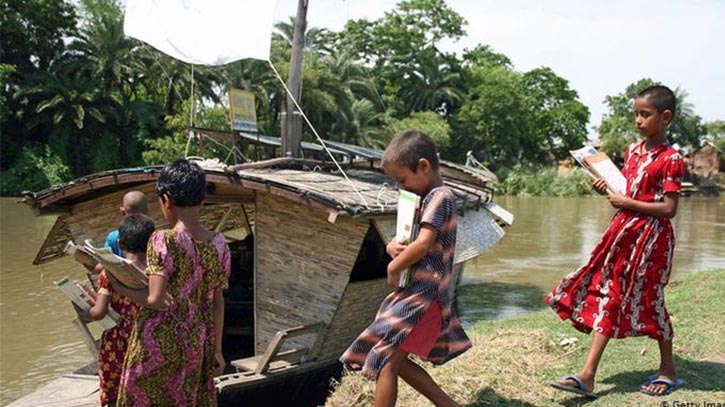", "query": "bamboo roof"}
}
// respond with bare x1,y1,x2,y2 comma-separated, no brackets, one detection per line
22,158,495,218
